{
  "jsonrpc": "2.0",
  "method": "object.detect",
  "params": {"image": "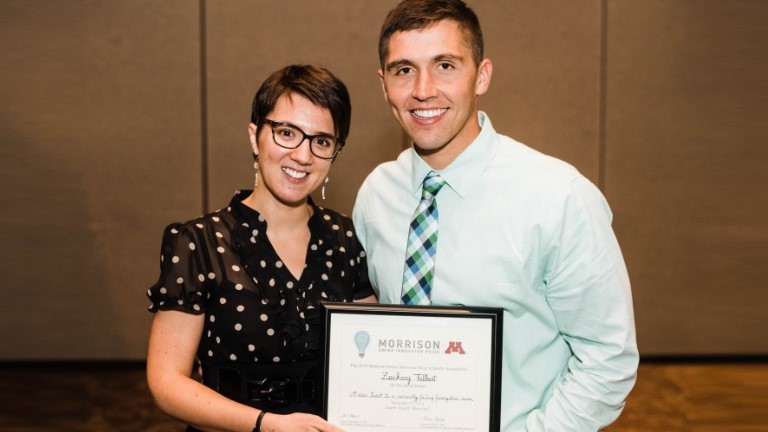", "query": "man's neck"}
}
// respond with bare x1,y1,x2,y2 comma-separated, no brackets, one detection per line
417,112,482,170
